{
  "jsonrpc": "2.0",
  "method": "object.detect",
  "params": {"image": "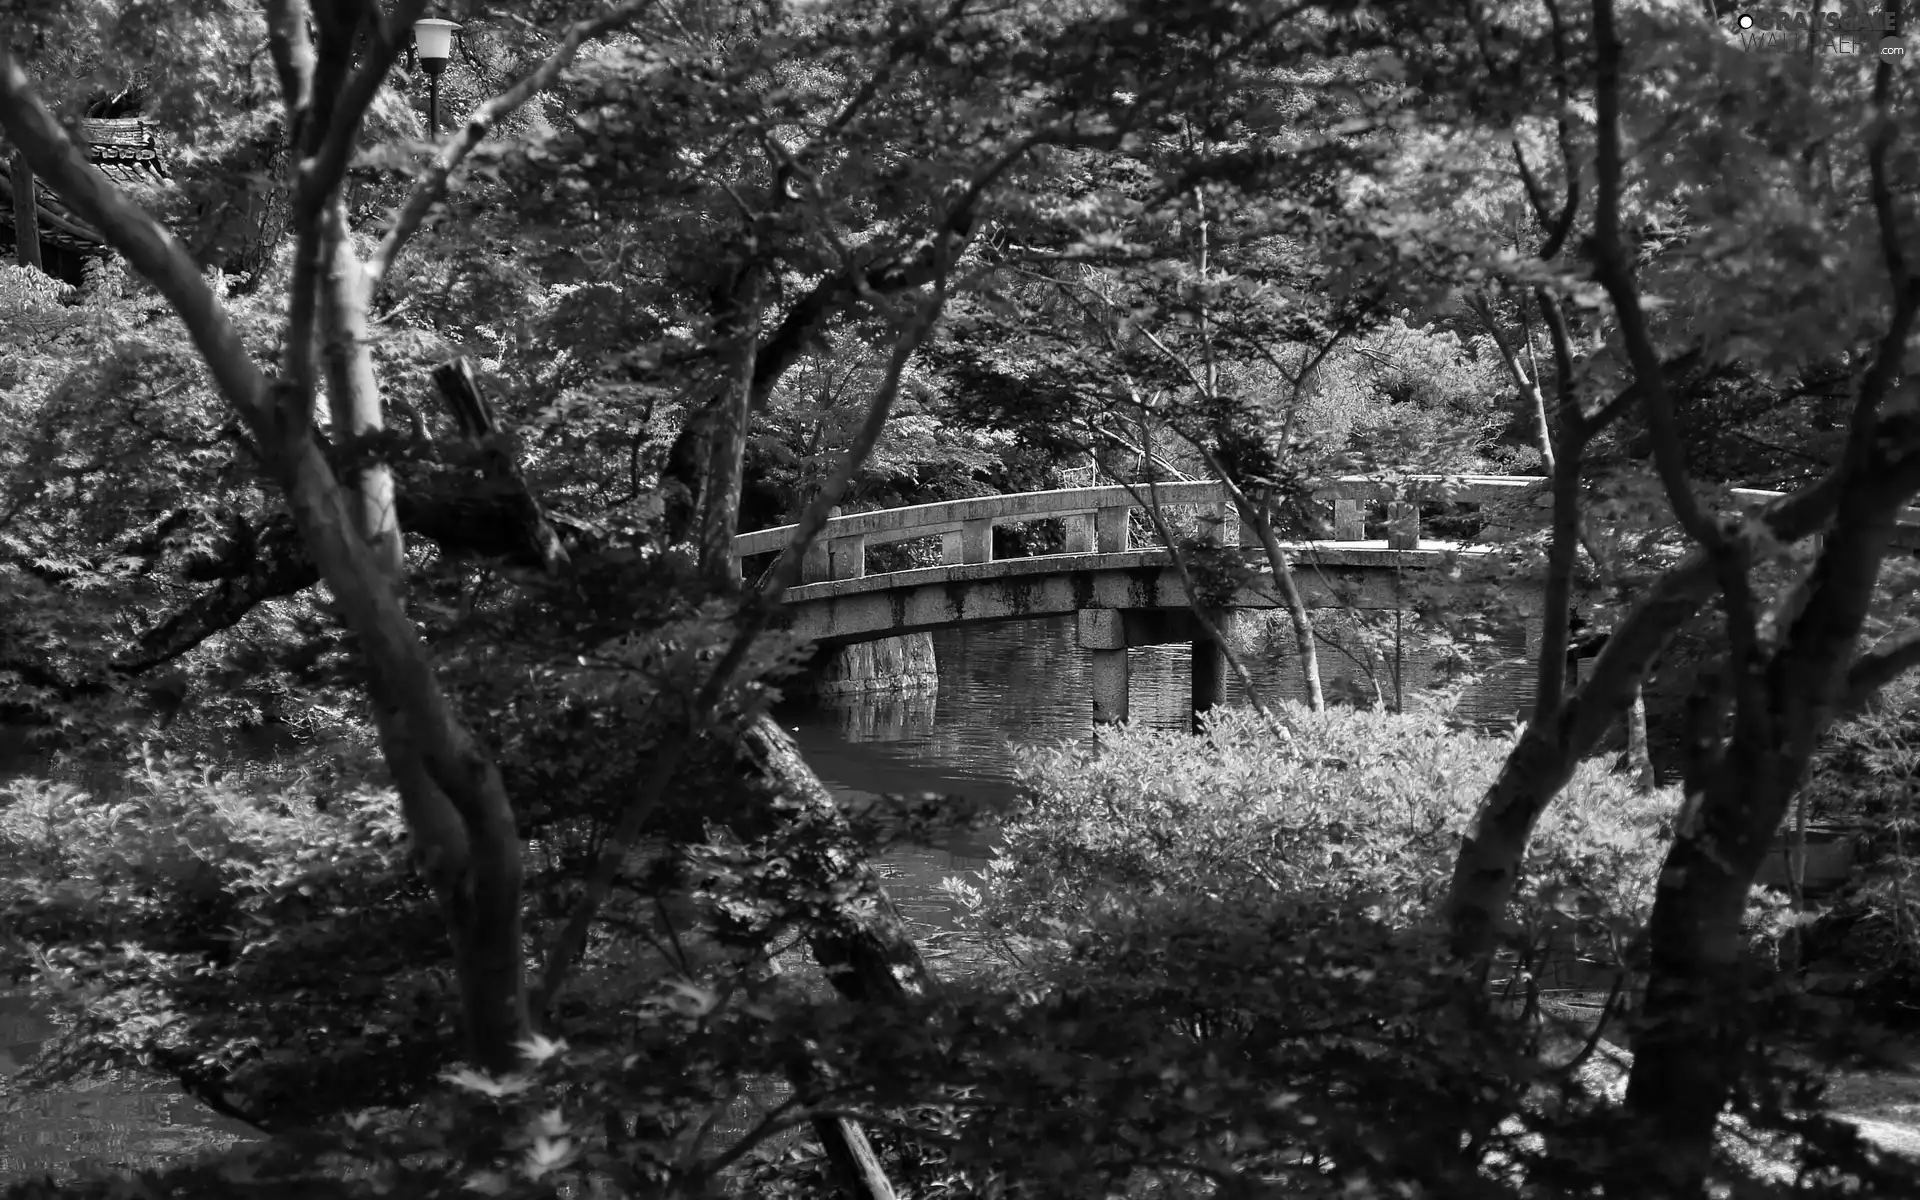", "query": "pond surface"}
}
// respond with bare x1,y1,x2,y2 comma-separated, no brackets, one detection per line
1,613,1532,1184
